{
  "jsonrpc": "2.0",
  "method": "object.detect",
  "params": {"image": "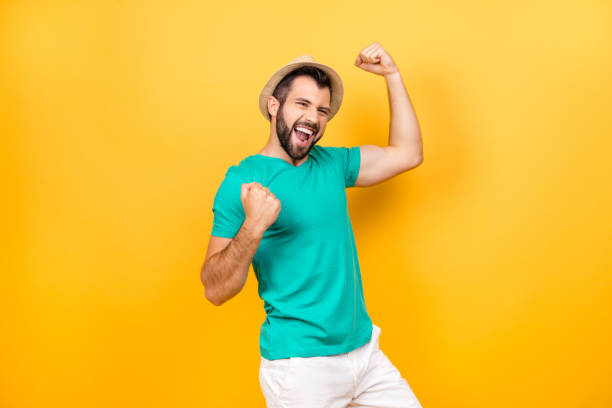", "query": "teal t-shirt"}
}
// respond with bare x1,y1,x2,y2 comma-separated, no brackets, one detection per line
211,144,373,360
